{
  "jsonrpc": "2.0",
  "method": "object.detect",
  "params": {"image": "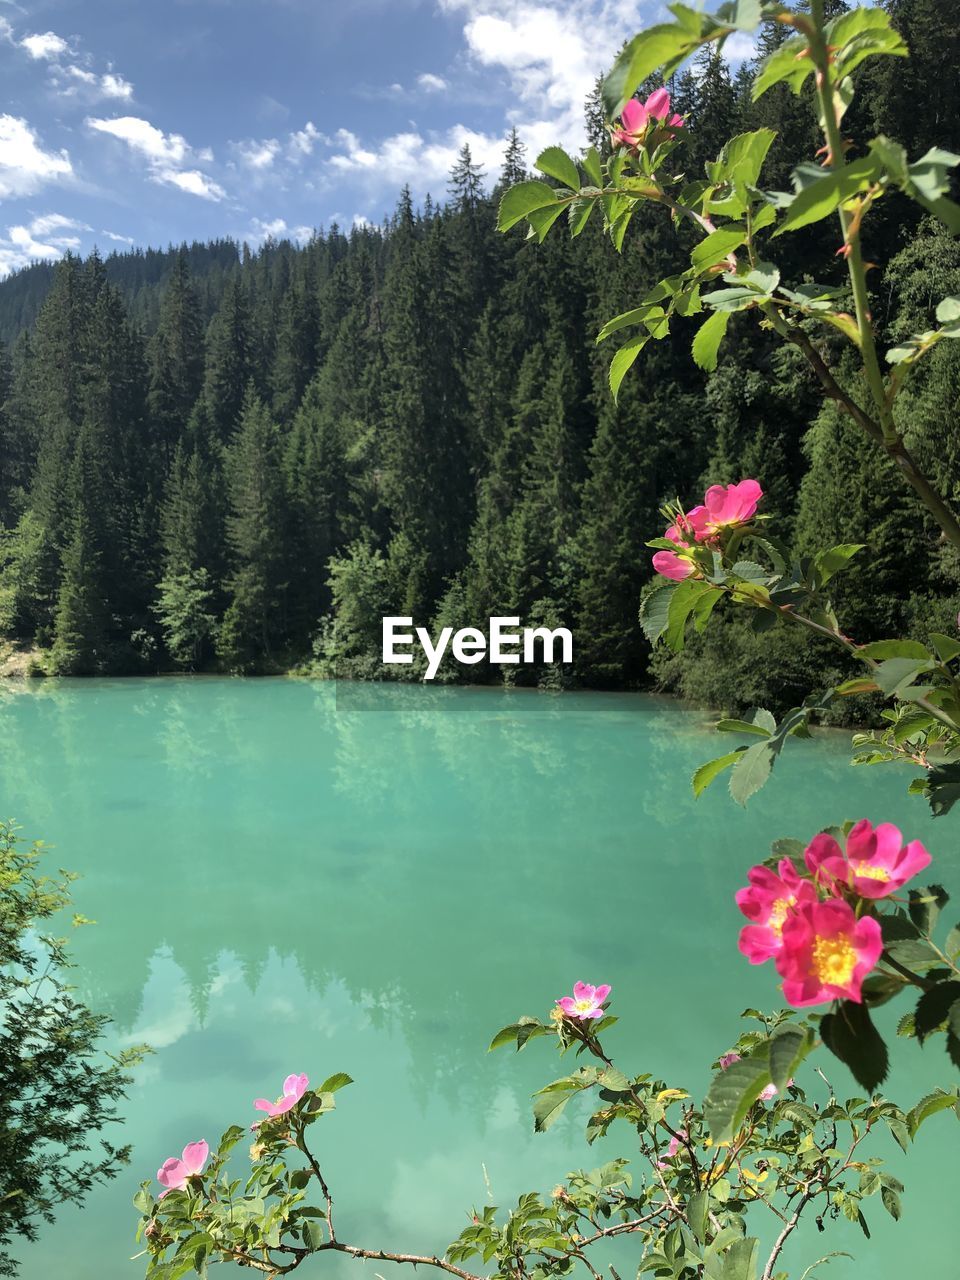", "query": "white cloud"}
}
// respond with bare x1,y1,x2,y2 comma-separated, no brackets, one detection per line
87,115,188,165
0,212,89,278
155,167,226,200
232,121,323,174
322,0,652,207
327,123,508,190
87,114,224,199
0,114,72,198
29,212,90,237
288,122,320,158
247,216,314,243
101,228,134,244
235,138,280,169
417,72,448,92
100,71,134,100
20,30,70,60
